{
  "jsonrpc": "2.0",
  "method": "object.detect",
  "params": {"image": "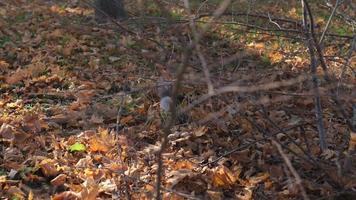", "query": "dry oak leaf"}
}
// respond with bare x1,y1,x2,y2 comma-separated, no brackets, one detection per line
6,186,25,199
166,169,195,189
0,60,9,72
5,69,27,84
81,178,99,200
173,160,195,170
207,190,223,200
349,131,356,151
88,136,110,153
246,172,270,186
89,114,104,124
120,115,134,125
0,123,31,145
194,126,208,137
212,165,237,188
52,191,80,200
51,174,67,187
39,159,59,177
